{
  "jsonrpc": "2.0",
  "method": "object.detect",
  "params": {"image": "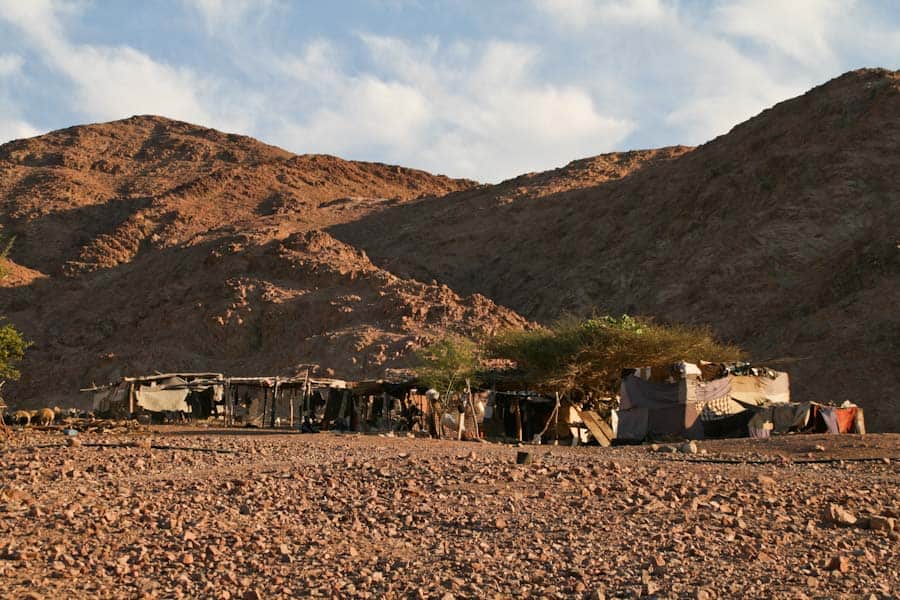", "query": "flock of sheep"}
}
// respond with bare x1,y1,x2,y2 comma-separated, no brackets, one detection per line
5,407,57,427
1,407,64,441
